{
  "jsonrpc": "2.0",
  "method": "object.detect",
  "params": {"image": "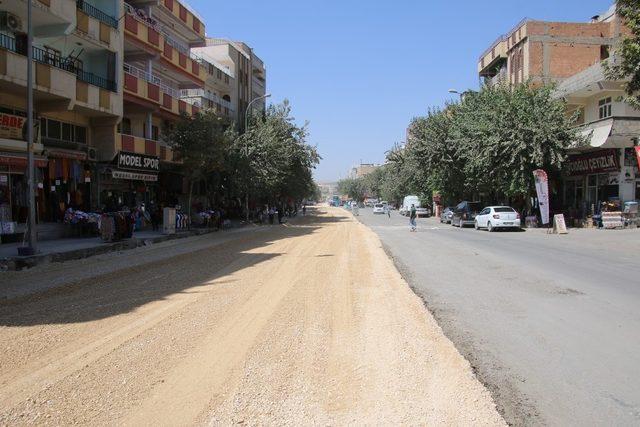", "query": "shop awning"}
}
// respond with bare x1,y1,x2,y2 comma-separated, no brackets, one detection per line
580,122,613,148
0,152,48,169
